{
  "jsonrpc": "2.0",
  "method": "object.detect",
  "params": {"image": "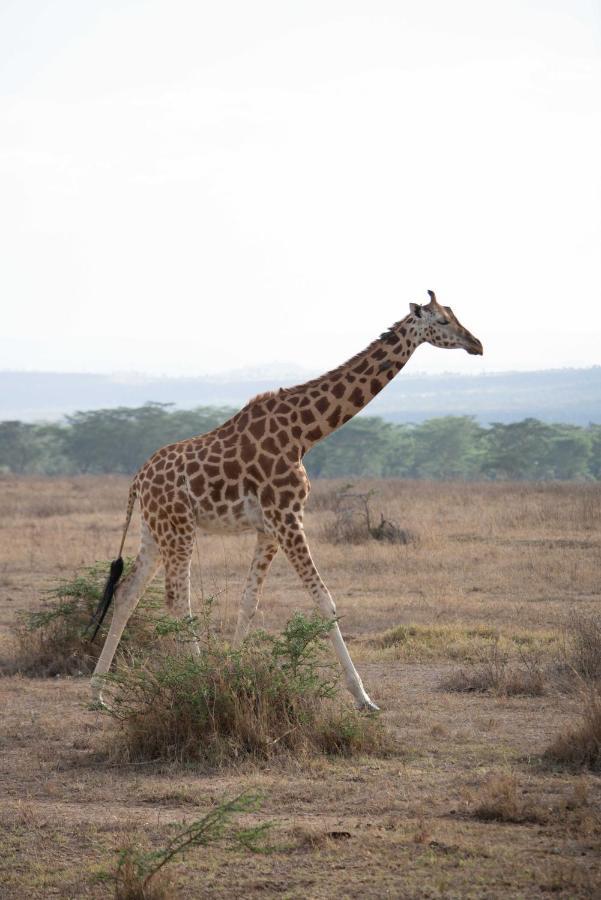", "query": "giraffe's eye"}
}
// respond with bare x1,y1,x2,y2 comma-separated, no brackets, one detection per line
438,318,449,326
